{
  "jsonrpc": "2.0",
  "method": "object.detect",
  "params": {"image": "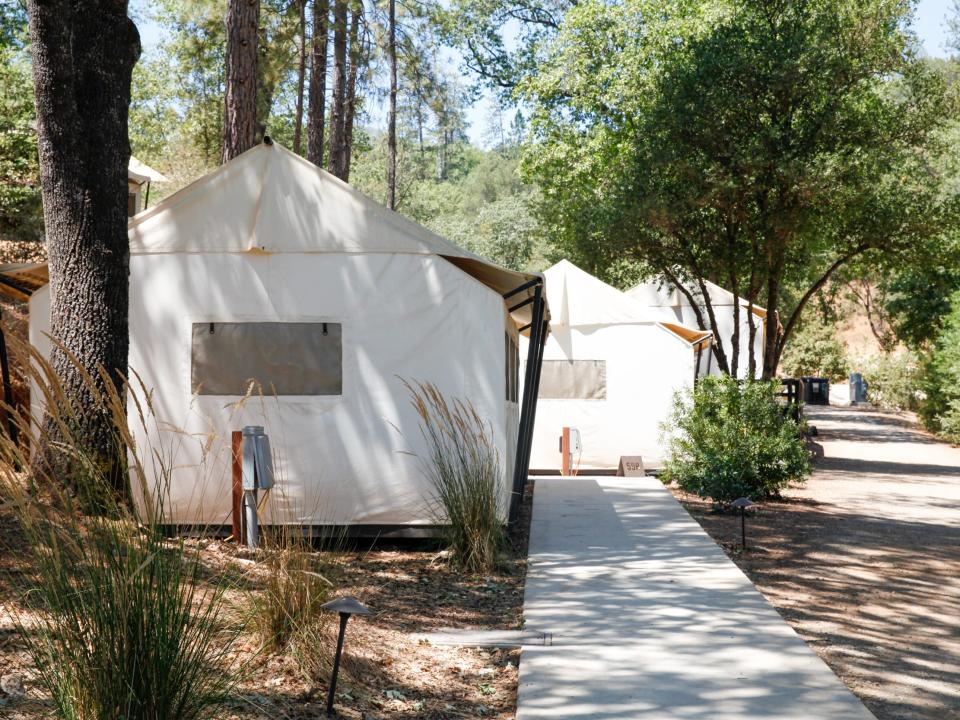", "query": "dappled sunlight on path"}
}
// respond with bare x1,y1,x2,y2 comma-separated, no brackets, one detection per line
517,476,874,719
